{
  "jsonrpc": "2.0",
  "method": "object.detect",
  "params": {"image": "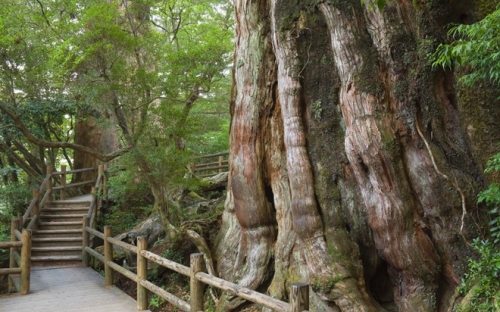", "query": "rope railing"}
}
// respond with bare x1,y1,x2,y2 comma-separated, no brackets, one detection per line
82,222,310,312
